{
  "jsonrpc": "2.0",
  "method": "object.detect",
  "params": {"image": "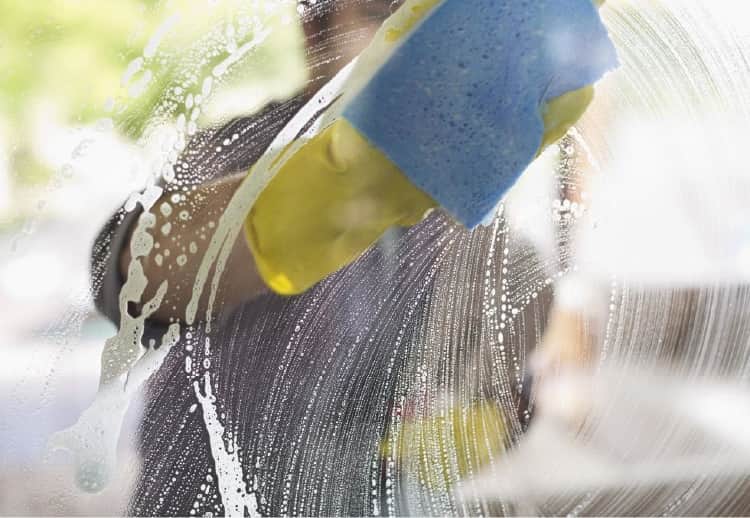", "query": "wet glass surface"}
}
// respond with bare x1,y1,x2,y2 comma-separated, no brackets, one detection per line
3,1,750,515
